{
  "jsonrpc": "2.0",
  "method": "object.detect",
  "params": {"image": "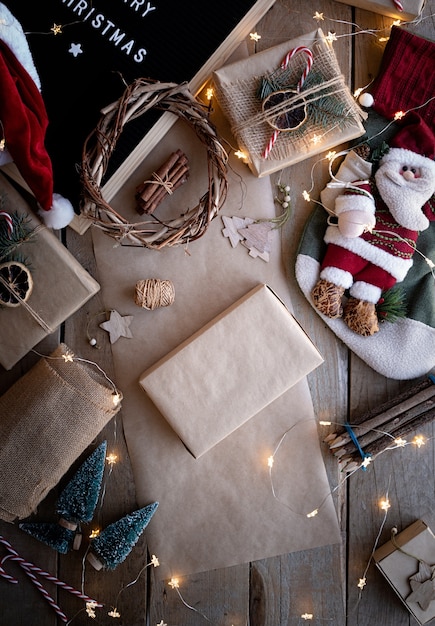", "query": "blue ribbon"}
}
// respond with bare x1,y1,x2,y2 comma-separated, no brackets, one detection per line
344,422,371,470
